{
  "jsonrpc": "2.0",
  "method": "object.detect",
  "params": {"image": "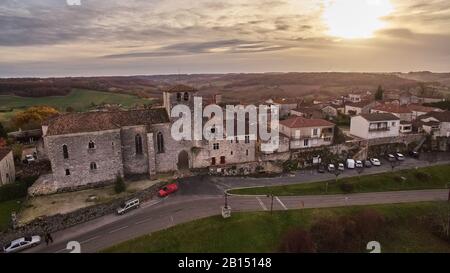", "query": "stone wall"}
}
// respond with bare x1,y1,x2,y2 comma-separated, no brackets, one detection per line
45,130,124,189
120,126,149,177
0,181,165,247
